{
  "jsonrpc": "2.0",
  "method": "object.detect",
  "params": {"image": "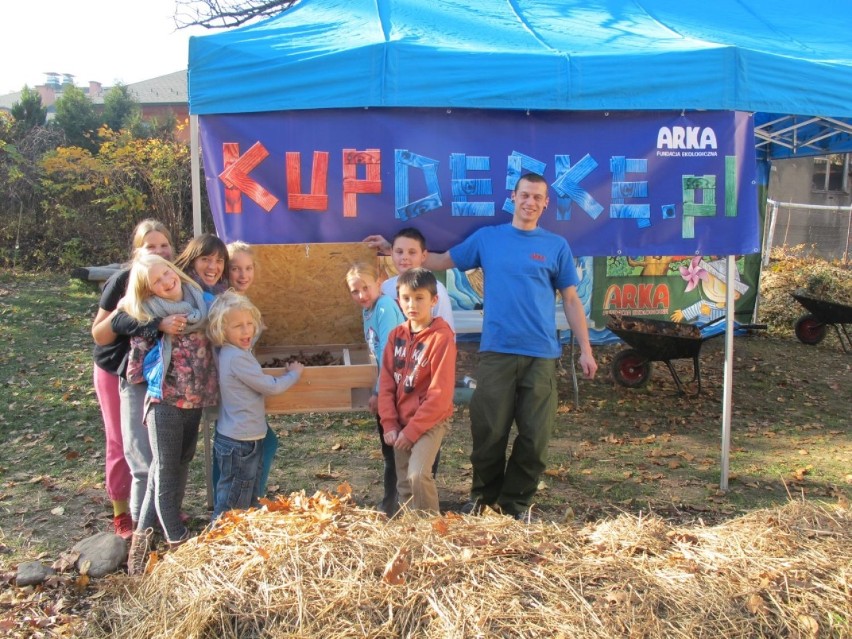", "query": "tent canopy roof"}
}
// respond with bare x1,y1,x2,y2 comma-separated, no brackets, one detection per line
188,0,852,158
